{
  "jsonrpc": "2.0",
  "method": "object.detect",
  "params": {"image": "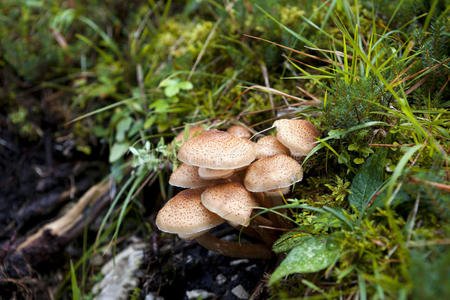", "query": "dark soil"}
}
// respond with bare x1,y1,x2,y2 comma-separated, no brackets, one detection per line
141,225,274,300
